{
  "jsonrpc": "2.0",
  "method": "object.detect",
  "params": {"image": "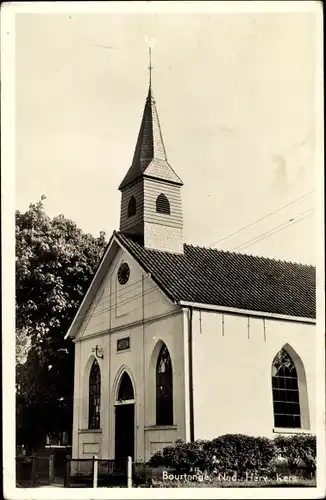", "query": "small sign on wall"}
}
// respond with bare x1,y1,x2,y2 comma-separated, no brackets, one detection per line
83,443,99,455
117,336,130,352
